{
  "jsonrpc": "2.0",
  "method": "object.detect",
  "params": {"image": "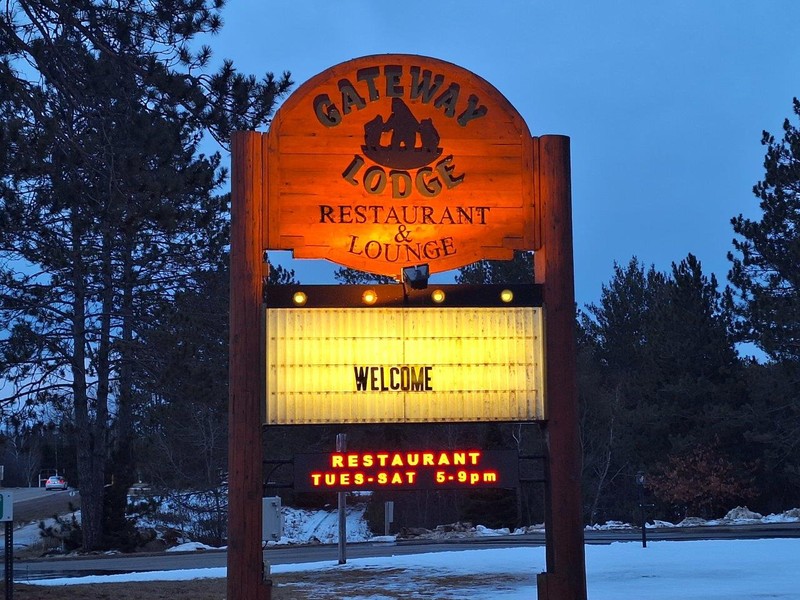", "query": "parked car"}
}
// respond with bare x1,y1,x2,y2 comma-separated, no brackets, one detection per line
45,475,68,491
